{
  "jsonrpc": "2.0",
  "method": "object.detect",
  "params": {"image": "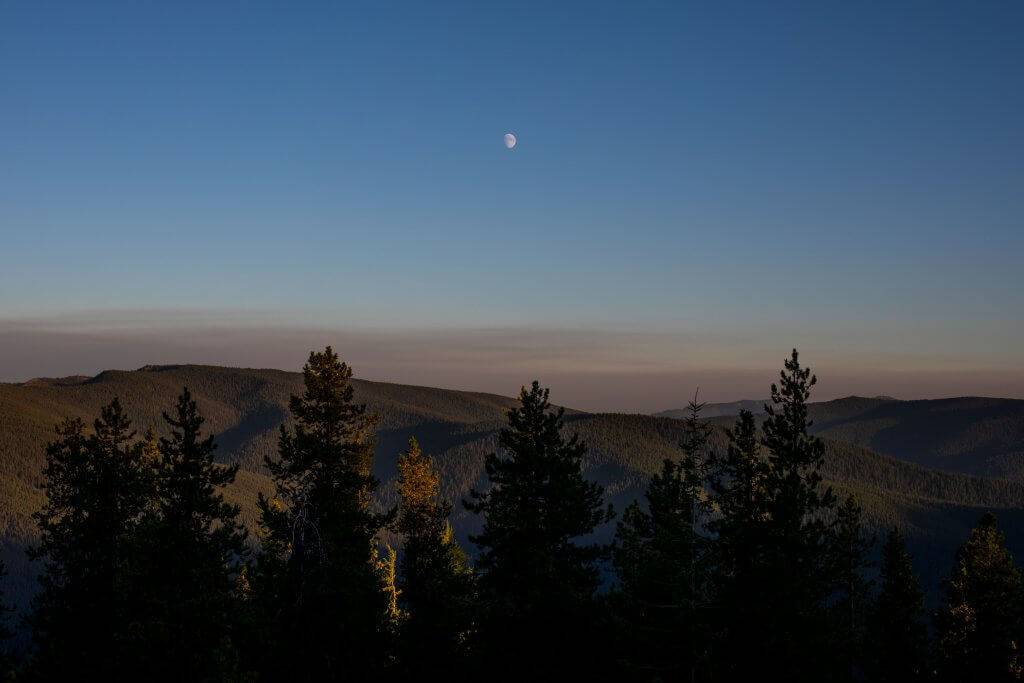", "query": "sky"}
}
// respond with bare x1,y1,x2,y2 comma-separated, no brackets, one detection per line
1,1,1022,411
